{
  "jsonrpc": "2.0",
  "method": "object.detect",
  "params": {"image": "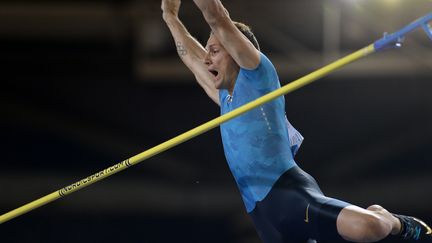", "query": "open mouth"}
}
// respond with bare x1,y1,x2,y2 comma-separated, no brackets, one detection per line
209,69,219,78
